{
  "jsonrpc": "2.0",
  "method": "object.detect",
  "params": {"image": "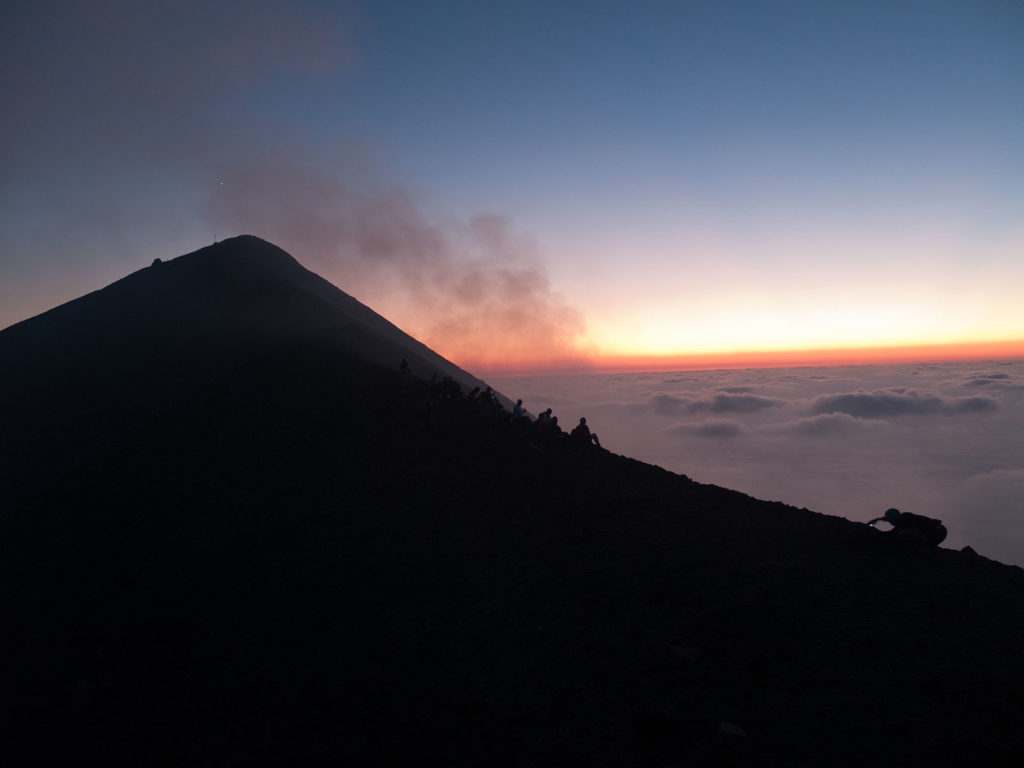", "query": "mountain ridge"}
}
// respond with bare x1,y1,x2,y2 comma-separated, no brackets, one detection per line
2,236,1023,766
0,235,506,498
1,234,494,395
